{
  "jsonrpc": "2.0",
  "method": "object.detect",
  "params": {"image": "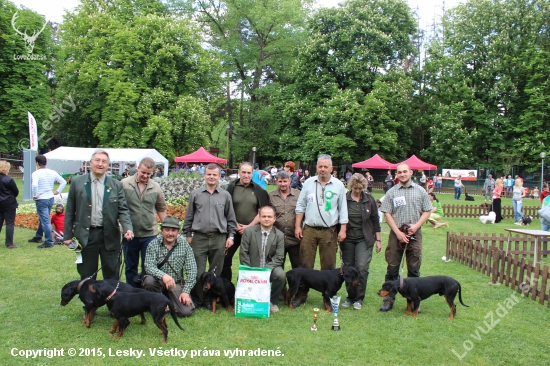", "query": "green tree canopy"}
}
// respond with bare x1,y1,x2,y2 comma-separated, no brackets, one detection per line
54,0,223,160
